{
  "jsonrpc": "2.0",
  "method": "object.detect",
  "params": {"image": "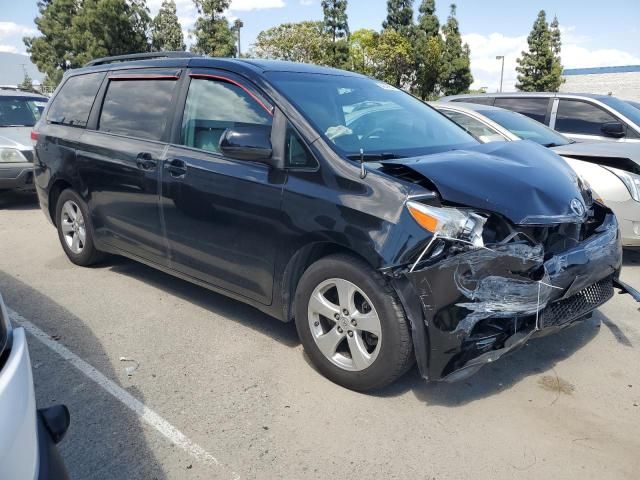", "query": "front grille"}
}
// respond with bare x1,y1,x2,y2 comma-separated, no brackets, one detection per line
540,276,613,328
